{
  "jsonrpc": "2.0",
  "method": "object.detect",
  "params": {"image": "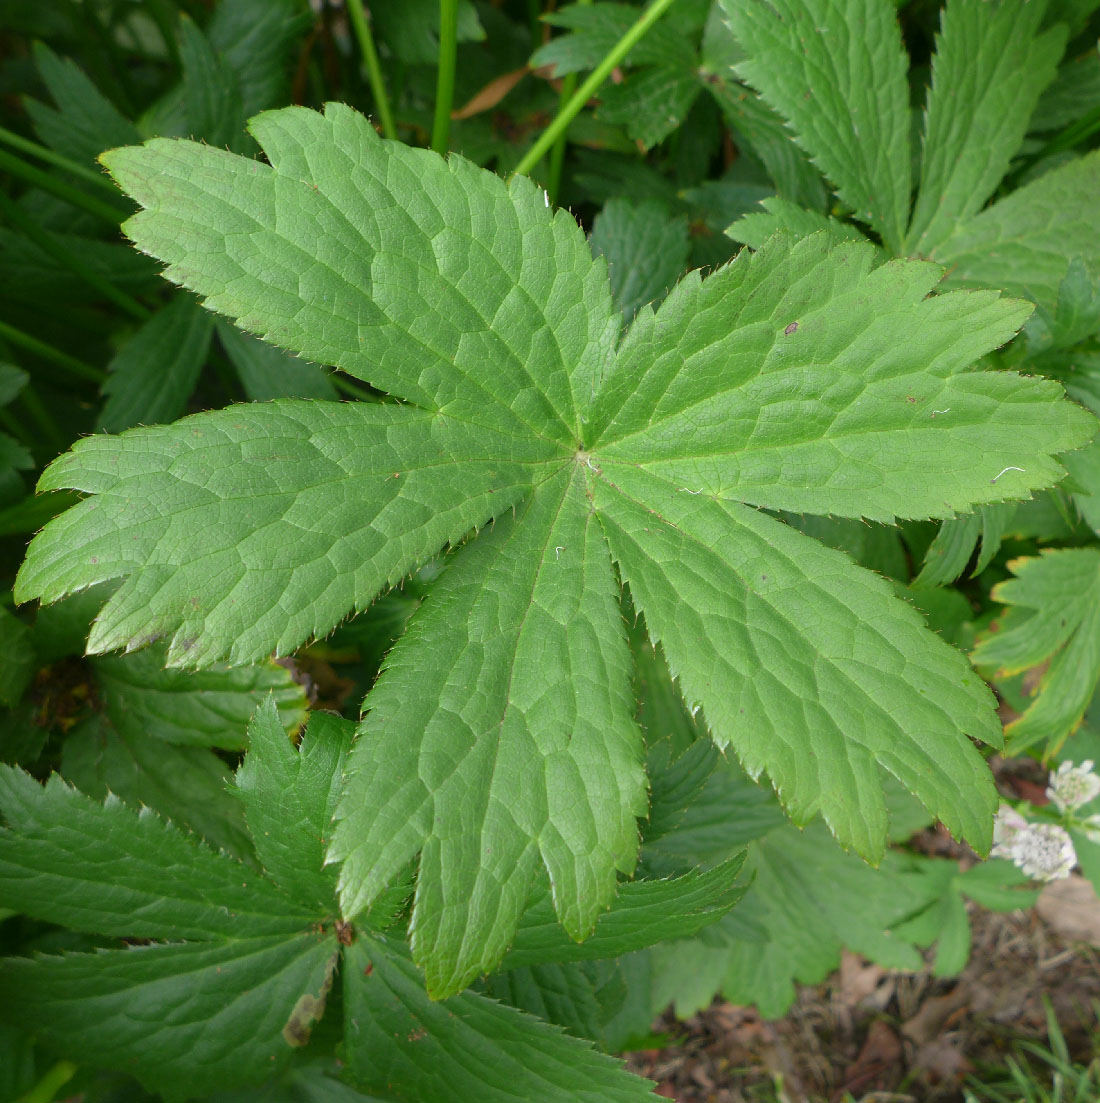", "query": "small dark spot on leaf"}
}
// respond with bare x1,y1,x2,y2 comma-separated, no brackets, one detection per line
784,322,798,335
335,919,354,946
